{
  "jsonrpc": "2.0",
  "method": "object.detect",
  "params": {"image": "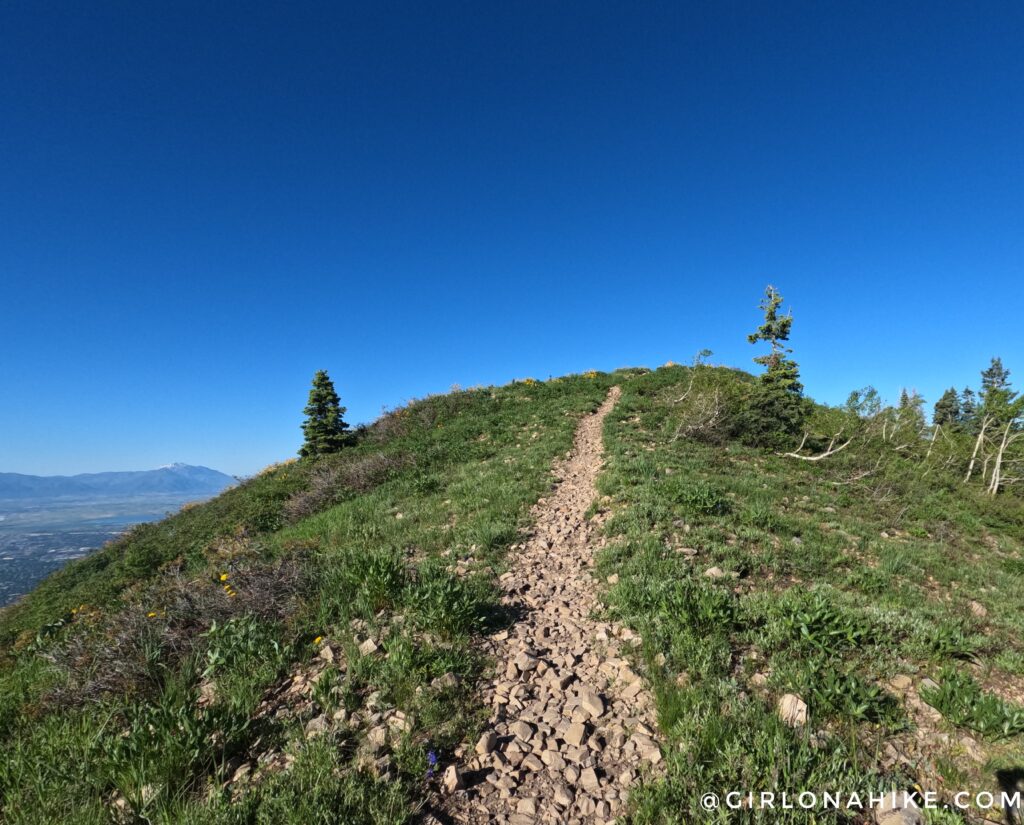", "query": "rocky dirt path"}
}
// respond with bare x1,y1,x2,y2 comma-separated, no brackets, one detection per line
441,385,662,825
